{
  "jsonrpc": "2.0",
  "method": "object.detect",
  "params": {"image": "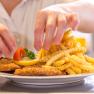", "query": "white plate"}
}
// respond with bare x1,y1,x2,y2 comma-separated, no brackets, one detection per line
0,72,93,88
